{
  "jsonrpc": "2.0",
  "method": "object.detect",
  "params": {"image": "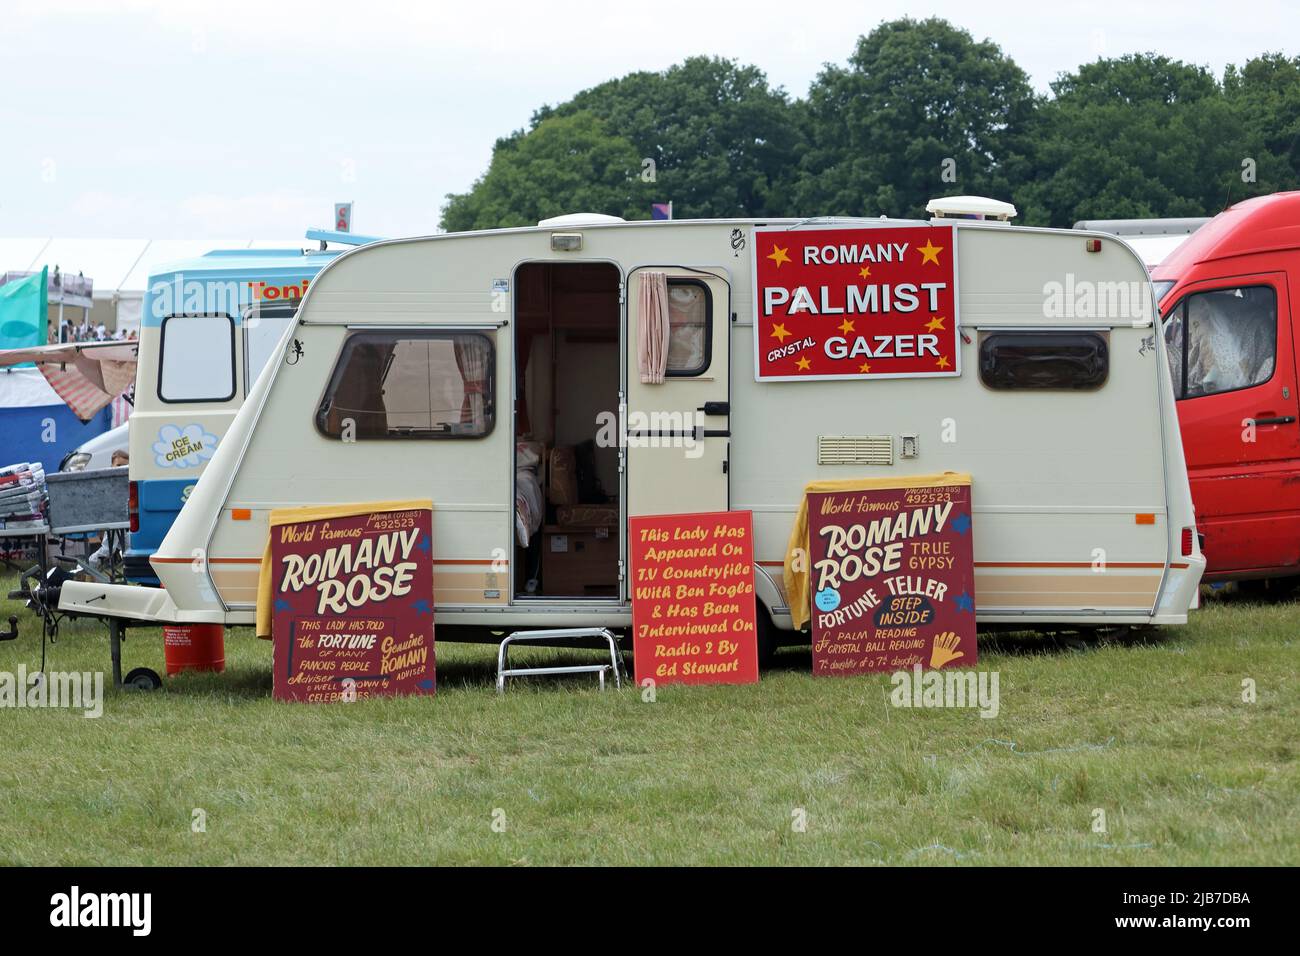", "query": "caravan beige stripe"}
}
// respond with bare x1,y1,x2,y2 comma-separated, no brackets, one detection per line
210,567,510,606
